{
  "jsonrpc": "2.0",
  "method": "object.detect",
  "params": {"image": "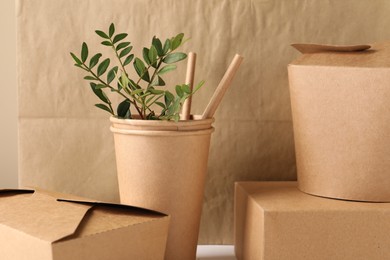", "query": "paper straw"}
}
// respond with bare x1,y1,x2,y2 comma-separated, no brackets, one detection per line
201,54,243,119
181,52,197,120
